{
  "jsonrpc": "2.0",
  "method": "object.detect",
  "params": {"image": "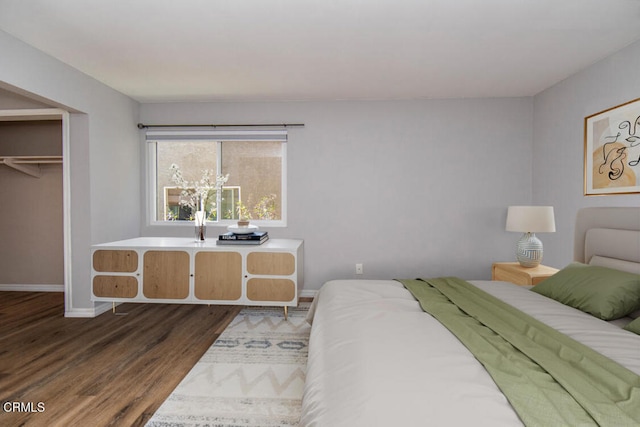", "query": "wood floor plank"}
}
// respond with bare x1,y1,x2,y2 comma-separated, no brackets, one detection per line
0,292,241,427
